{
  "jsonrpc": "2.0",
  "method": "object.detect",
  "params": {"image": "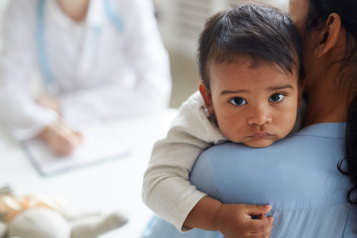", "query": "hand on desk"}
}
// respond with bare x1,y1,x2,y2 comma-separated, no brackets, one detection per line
39,120,83,156
36,95,83,155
